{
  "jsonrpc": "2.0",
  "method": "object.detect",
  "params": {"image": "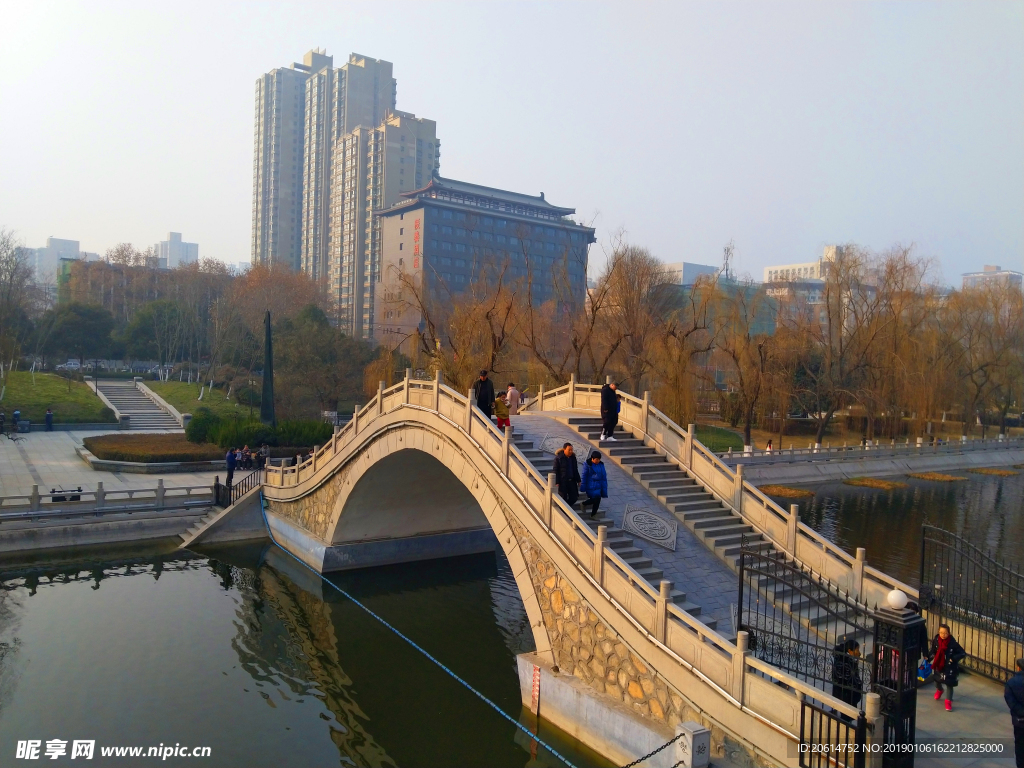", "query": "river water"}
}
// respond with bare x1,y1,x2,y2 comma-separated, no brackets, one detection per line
0,542,609,768
789,471,1024,588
